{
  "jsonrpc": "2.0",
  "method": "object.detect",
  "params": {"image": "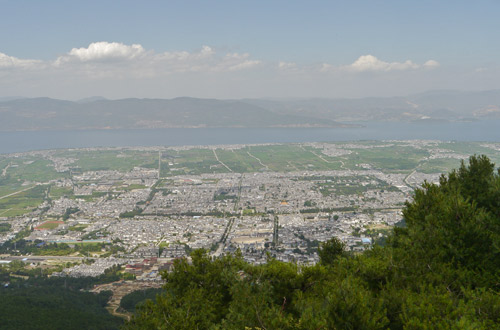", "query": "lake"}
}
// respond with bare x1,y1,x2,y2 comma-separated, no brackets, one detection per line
1,120,500,154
